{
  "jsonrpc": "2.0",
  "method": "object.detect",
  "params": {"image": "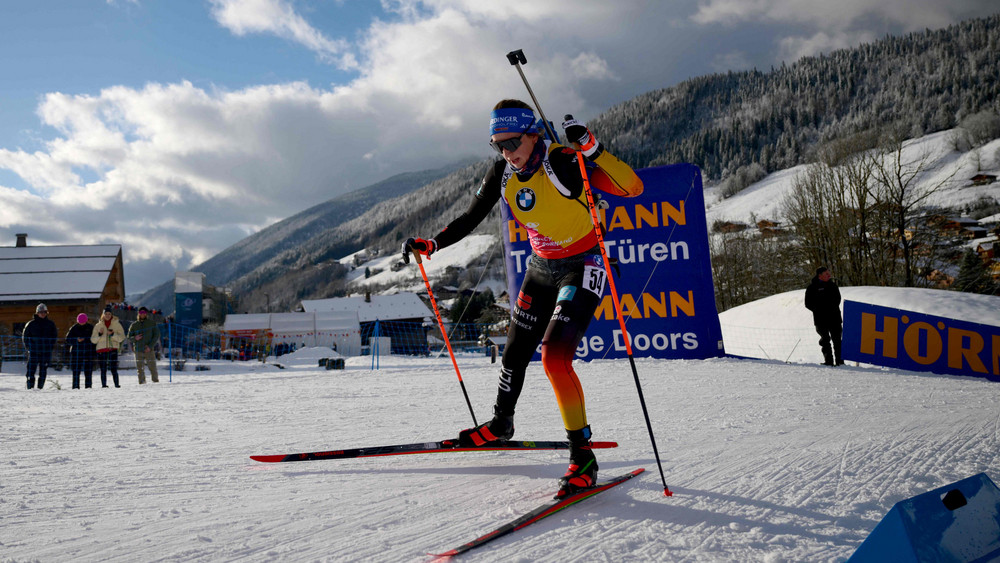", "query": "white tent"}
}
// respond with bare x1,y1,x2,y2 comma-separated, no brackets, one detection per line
223,313,270,333
300,293,431,322
223,311,362,356
315,311,363,356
